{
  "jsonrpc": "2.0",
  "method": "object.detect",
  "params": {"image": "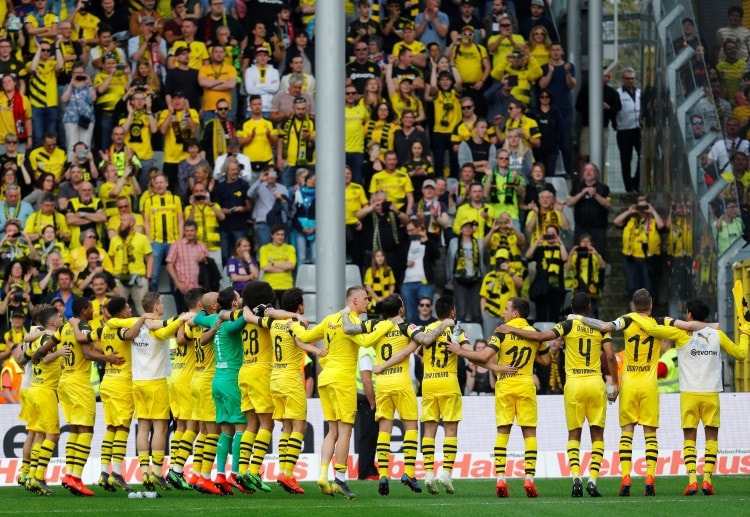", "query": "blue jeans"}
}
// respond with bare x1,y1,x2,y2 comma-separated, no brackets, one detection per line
401,281,435,324
221,229,247,265
345,152,364,185
32,107,58,148
255,222,271,249
623,255,651,298
294,230,316,264
97,111,114,152
150,241,171,292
